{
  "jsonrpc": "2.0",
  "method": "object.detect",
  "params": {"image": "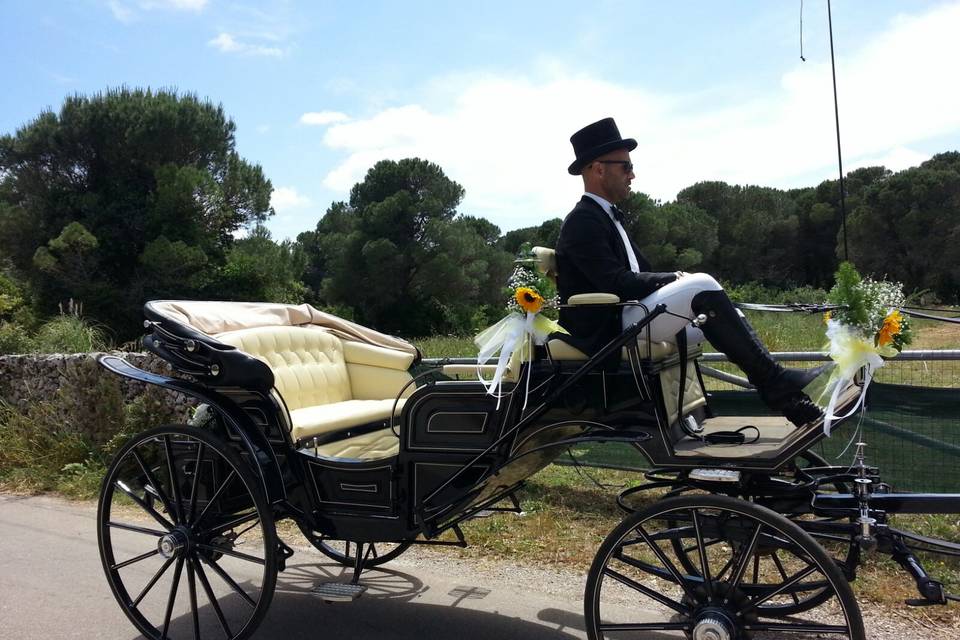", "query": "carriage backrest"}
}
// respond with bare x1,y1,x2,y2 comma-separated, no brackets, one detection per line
216,325,415,411
531,246,558,284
